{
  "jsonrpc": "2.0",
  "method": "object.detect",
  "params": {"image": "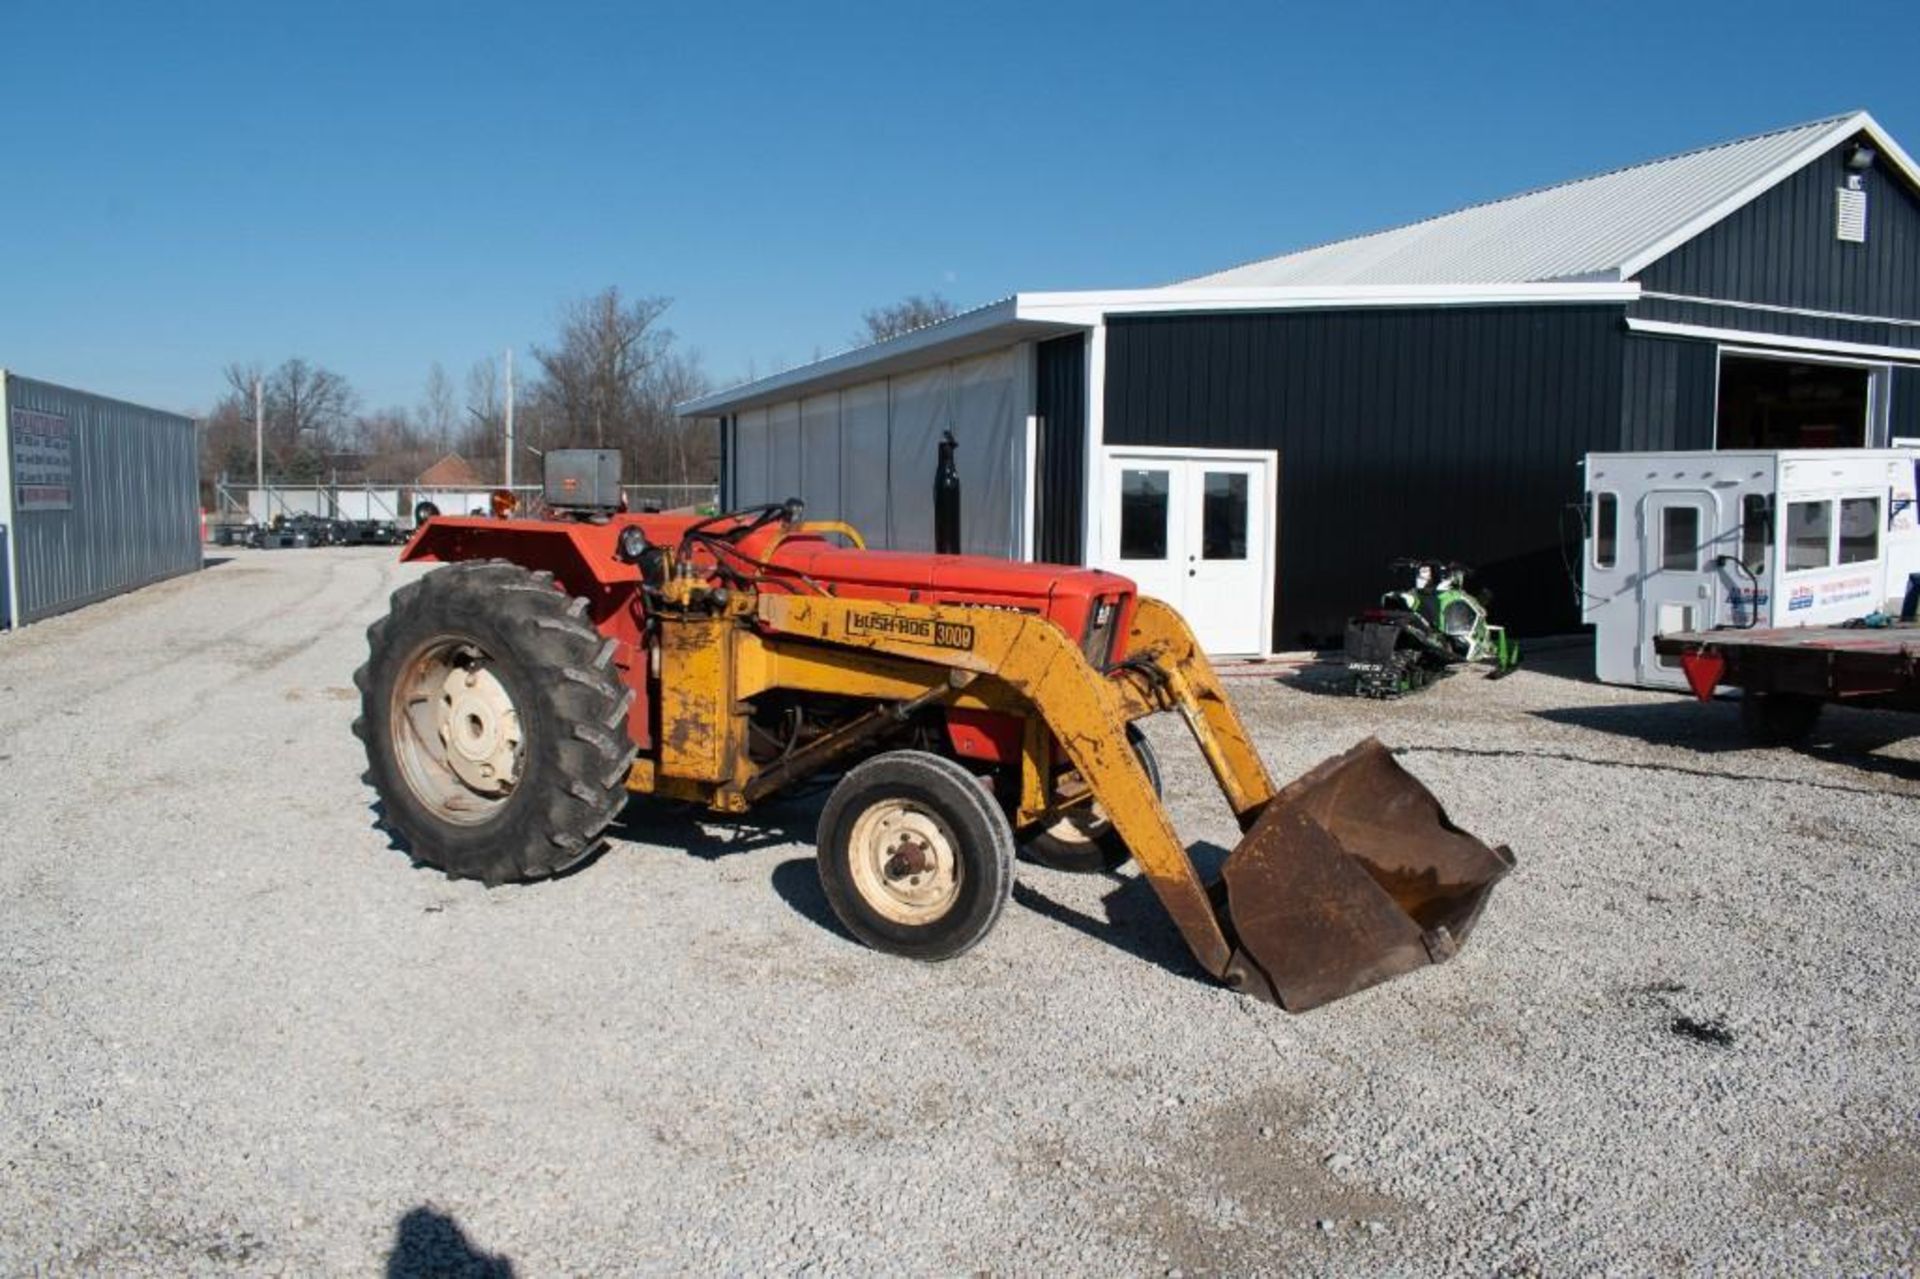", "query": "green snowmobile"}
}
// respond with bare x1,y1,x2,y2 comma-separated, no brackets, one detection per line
1344,558,1520,698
